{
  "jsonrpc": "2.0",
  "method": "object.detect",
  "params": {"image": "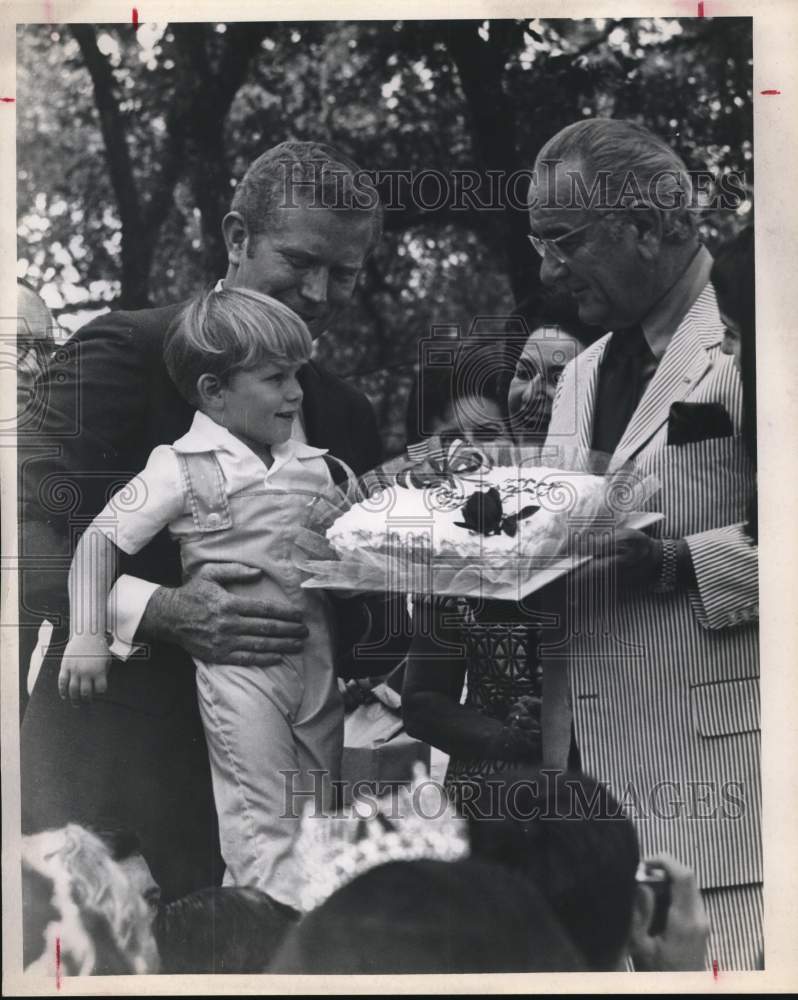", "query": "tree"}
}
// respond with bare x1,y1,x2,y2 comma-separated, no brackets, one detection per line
18,17,753,452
